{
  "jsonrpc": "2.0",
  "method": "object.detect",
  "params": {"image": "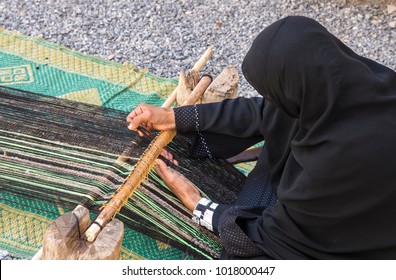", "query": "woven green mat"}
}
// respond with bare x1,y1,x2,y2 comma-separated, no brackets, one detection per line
0,28,177,110
0,29,255,260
